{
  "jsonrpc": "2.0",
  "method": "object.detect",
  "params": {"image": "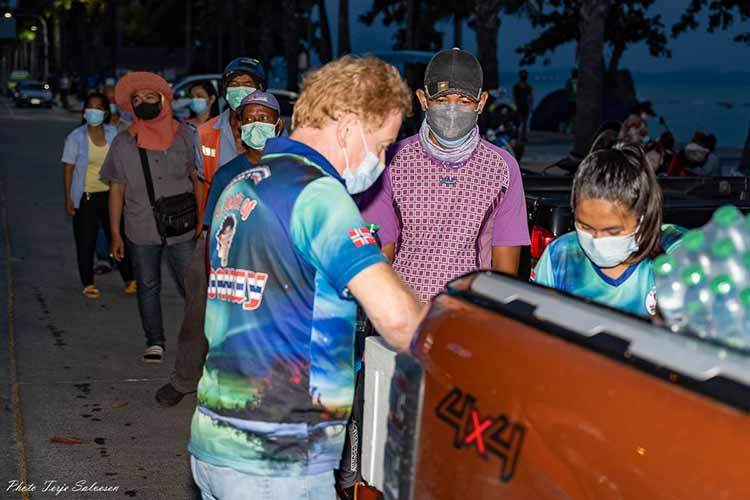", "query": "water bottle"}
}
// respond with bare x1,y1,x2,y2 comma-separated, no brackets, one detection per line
711,205,748,254
740,288,750,347
682,265,713,337
710,238,748,287
711,275,745,341
677,229,712,276
653,254,686,328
